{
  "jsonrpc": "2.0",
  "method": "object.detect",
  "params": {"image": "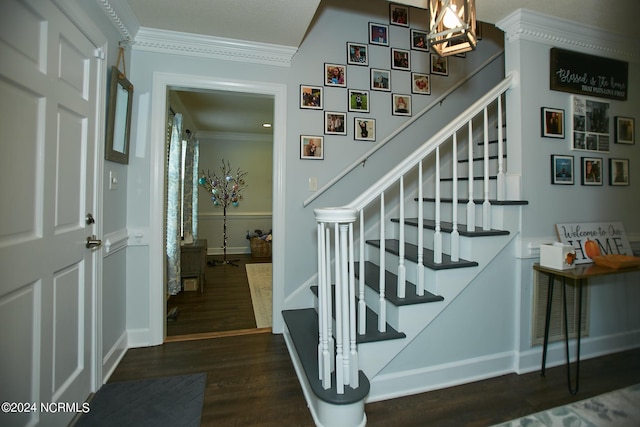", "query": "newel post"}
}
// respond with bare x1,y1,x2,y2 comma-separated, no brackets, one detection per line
314,207,359,393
